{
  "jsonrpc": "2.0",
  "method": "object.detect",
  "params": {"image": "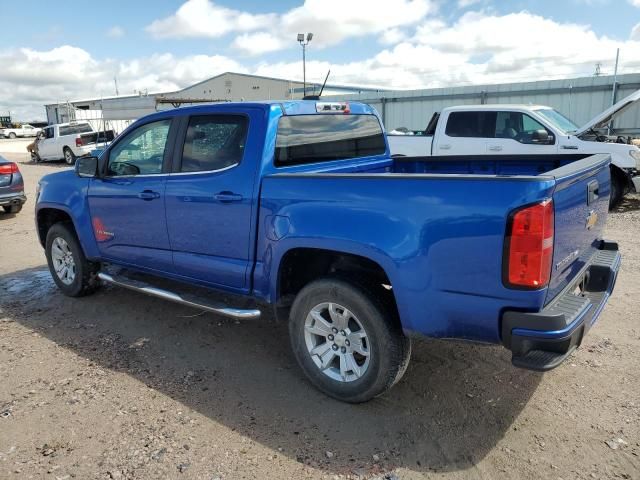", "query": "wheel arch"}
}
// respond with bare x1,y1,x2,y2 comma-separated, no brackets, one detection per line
273,246,400,324
37,207,75,247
